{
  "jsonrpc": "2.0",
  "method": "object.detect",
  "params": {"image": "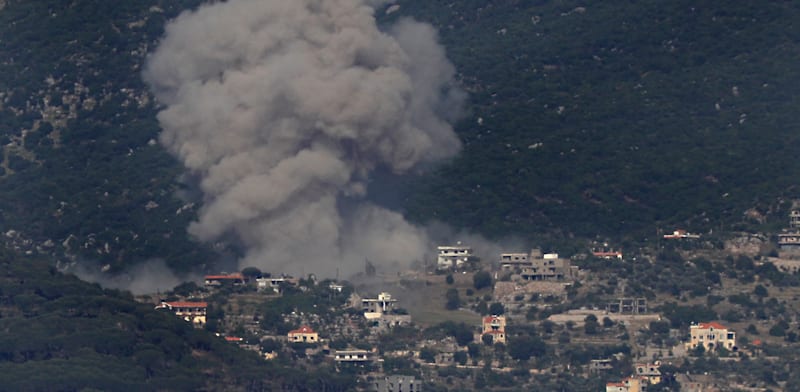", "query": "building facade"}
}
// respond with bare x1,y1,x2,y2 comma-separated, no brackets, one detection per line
481,315,507,344
155,301,207,325
287,326,319,343
436,244,472,270
687,322,736,352
373,375,422,392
